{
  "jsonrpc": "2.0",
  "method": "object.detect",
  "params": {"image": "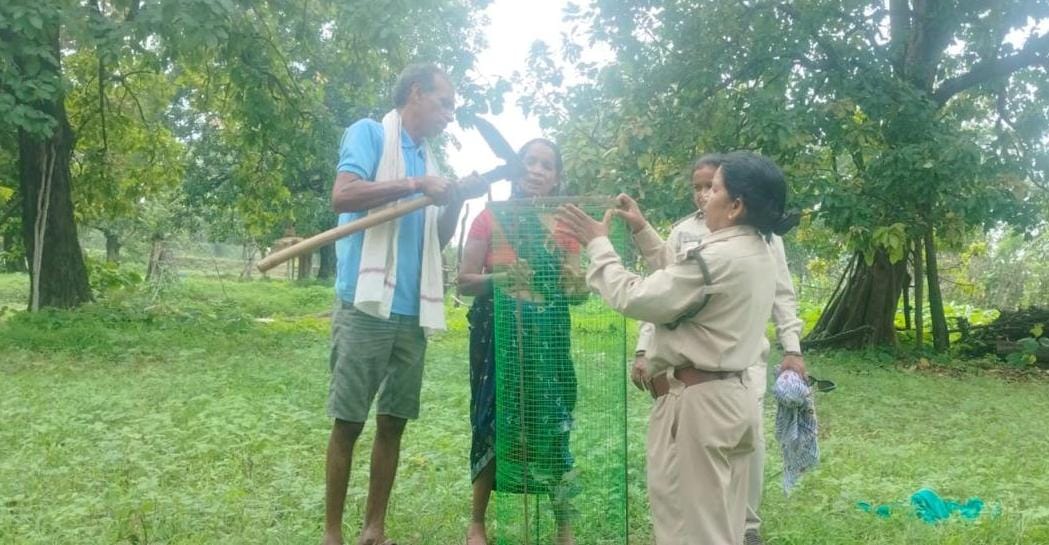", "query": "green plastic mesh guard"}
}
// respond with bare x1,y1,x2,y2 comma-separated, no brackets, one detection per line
488,197,632,545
